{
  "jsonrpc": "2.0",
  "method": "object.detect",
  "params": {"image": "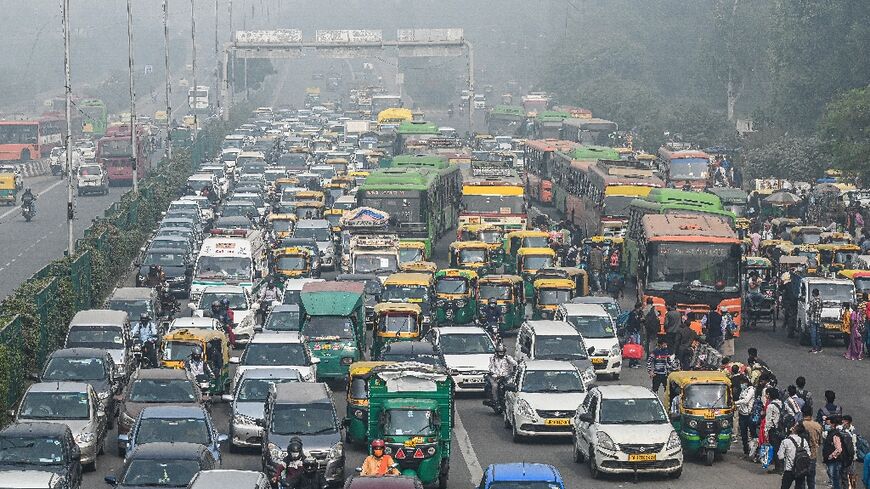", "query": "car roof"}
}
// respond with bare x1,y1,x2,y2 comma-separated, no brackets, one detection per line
140,405,207,419
486,462,561,482
70,309,128,325
250,332,304,343
345,475,422,489
131,368,194,381
189,470,267,486
0,422,70,438
127,441,210,460
558,303,610,317
272,382,331,403
296,219,330,228
0,469,63,487
522,360,579,371
592,384,659,399
270,304,300,313
570,296,619,305
524,320,578,335
201,285,246,294
434,326,489,336
170,317,219,327
109,287,155,300
46,347,109,359
26,382,91,394
237,368,302,381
